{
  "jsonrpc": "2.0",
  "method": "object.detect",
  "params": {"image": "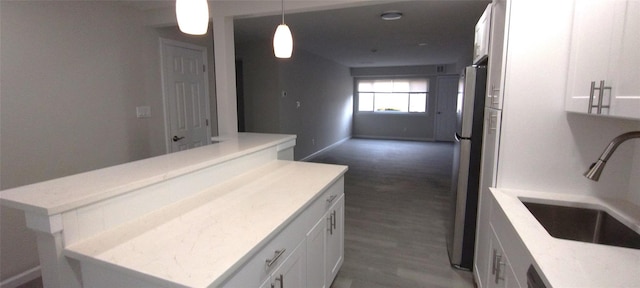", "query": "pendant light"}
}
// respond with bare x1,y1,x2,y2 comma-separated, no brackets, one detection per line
176,0,209,35
273,0,293,58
